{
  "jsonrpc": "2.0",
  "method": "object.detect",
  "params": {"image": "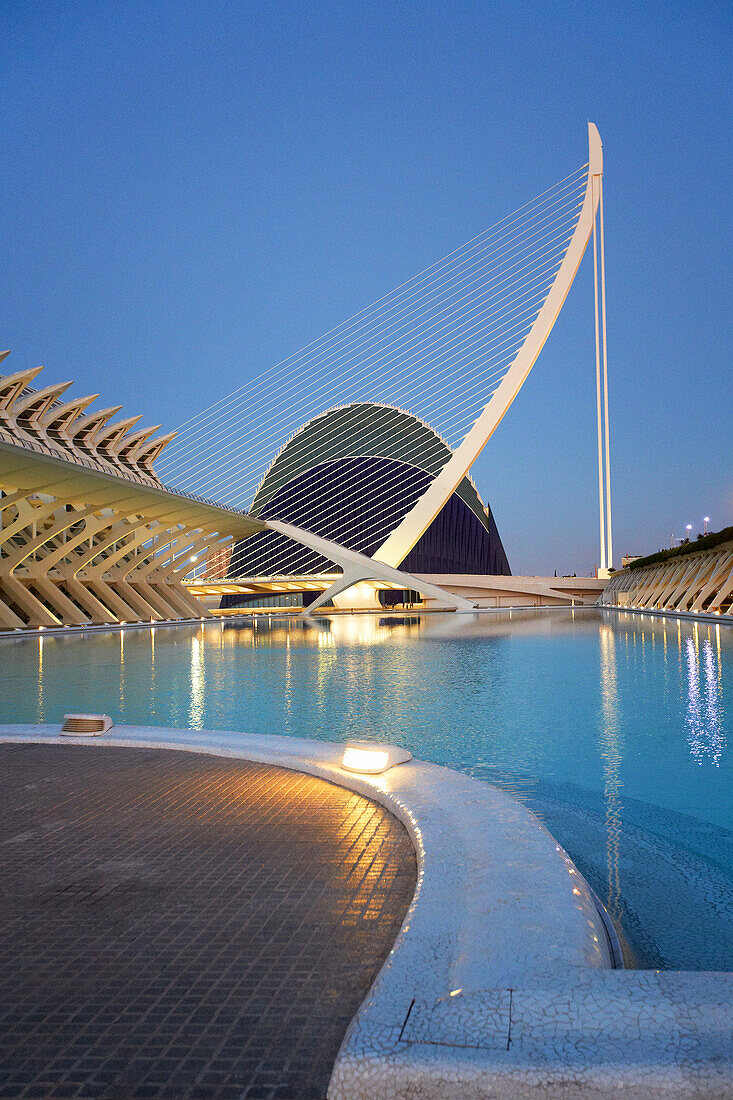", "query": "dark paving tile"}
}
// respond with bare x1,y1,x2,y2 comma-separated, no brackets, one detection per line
0,744,416,1099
